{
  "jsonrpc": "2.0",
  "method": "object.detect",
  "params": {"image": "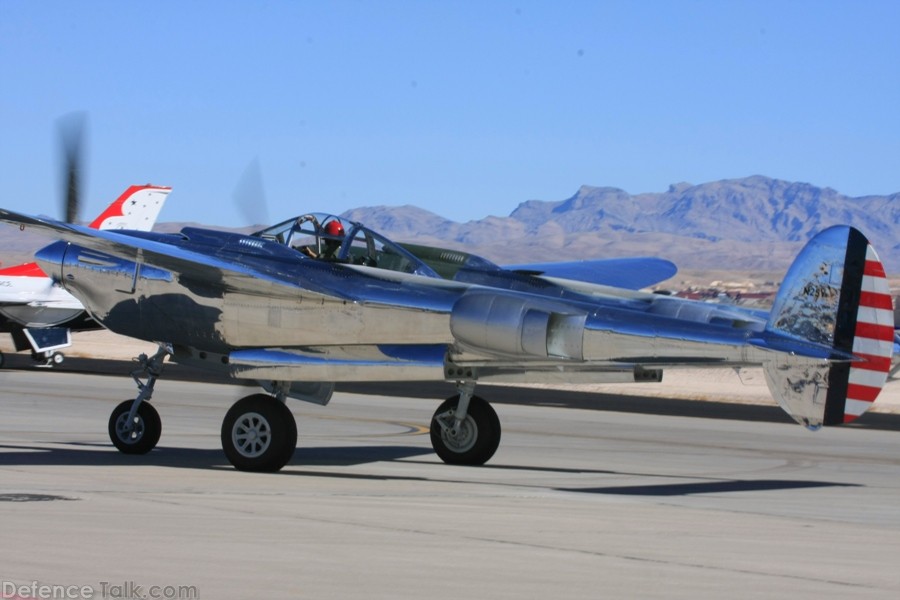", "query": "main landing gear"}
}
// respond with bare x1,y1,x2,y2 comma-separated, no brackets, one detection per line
429,382,501,466
221,393,297,472
107,348,501,472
